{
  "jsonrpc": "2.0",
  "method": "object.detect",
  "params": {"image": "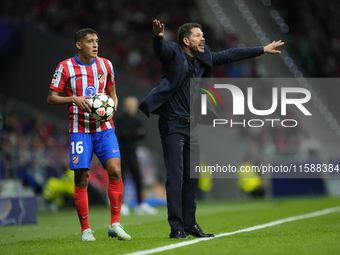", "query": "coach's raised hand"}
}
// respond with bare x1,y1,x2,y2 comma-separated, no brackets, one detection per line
153,19,164,37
